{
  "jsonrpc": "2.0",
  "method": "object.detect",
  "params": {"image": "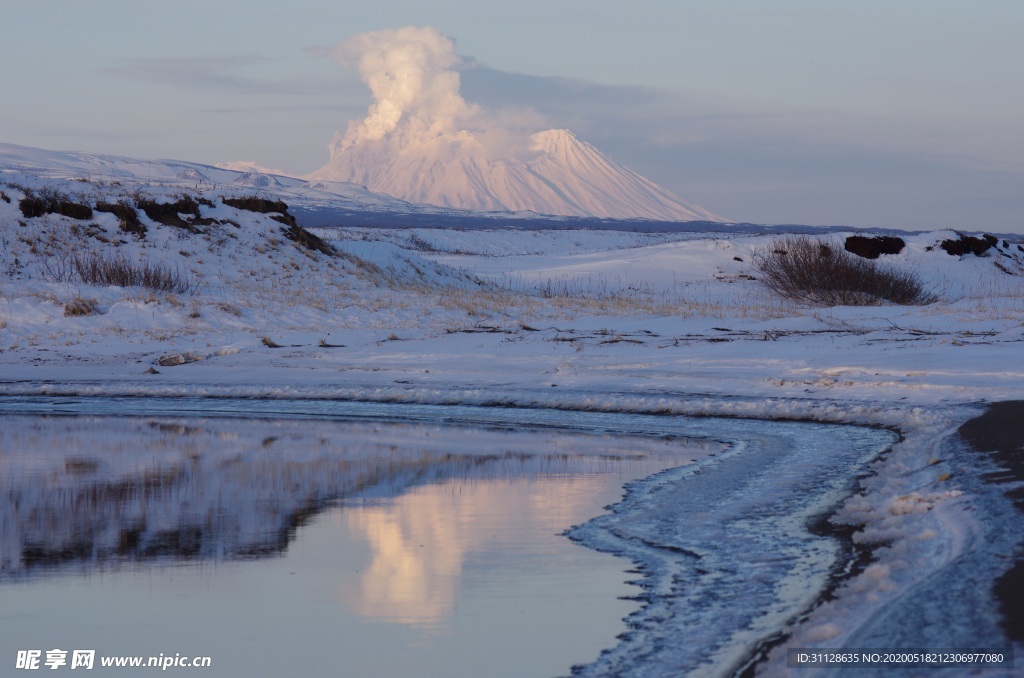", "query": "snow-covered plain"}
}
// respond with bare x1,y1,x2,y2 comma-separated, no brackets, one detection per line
2,156,1024,675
